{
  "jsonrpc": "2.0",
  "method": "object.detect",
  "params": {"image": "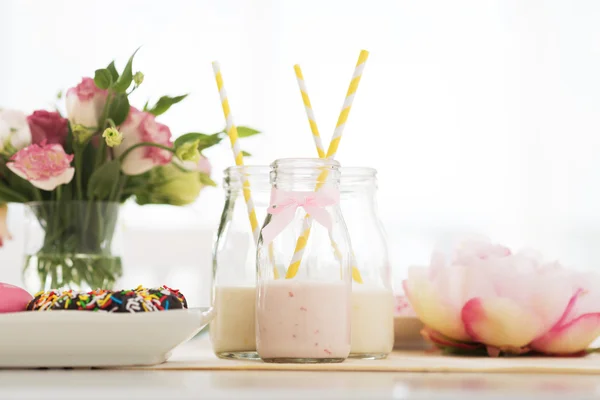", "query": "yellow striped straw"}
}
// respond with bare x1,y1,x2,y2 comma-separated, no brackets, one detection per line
293,64,363,284
286,50,369,280
212,61,279,279
294,65,326,159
